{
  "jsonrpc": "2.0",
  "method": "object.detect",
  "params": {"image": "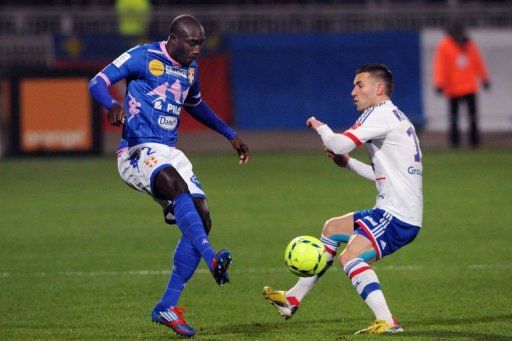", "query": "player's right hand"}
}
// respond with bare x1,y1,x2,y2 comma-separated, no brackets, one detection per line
108,103,126,126
306,116,325,131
